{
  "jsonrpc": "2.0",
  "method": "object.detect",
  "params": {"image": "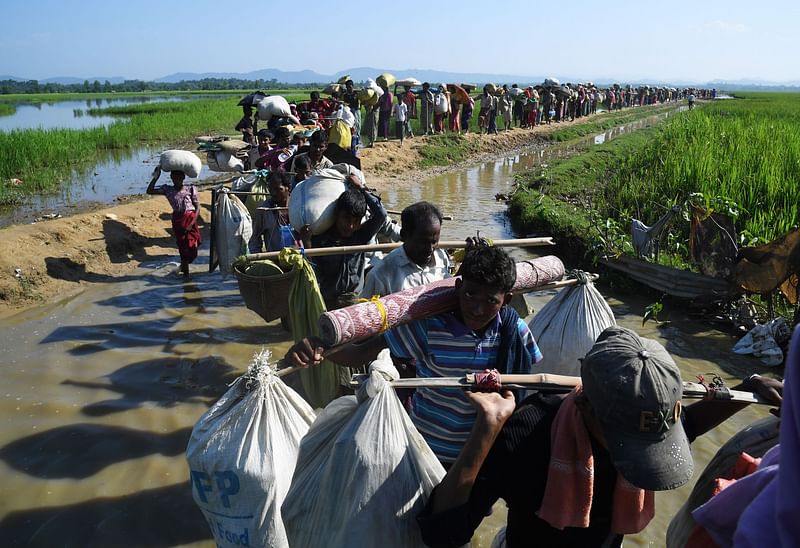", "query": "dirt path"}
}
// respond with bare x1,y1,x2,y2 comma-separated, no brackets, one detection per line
0,111,644,317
